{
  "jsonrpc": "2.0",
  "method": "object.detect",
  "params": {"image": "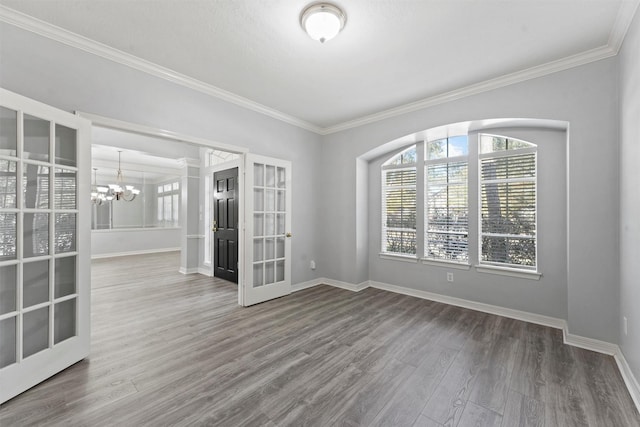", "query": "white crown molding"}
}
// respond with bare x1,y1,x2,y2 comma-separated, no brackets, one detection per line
320,45,617,135
2,3,639,136
608,1,640,53
0,6,323,135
